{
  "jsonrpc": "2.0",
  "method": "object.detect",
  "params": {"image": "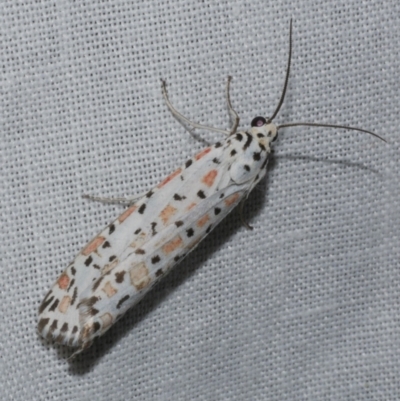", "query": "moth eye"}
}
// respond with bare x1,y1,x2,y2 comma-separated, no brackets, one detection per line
251,116,267,127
